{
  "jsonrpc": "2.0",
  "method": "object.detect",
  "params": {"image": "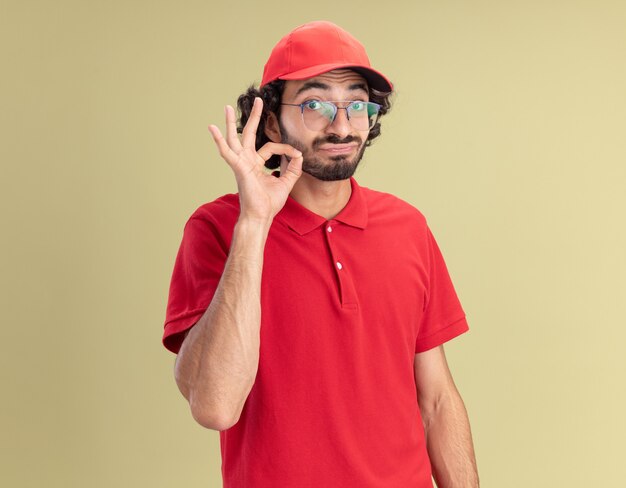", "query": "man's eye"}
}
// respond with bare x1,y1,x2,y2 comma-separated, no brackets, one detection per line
351,102,366,111
304,100,322,110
